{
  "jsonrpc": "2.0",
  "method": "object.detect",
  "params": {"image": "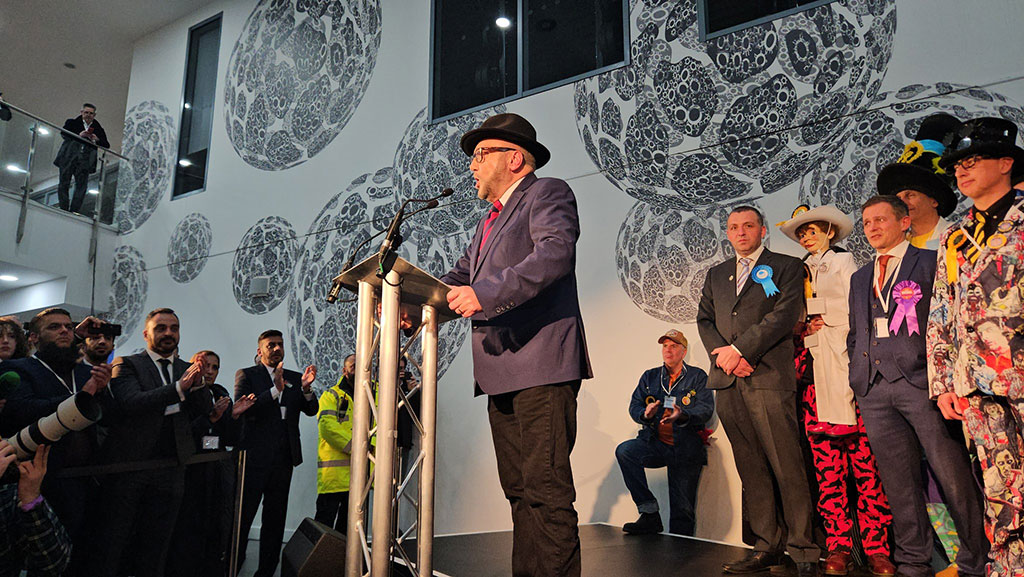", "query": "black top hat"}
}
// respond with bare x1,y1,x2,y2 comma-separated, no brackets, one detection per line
939,116,1024,174
460,113,551,169
877,113,959,218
